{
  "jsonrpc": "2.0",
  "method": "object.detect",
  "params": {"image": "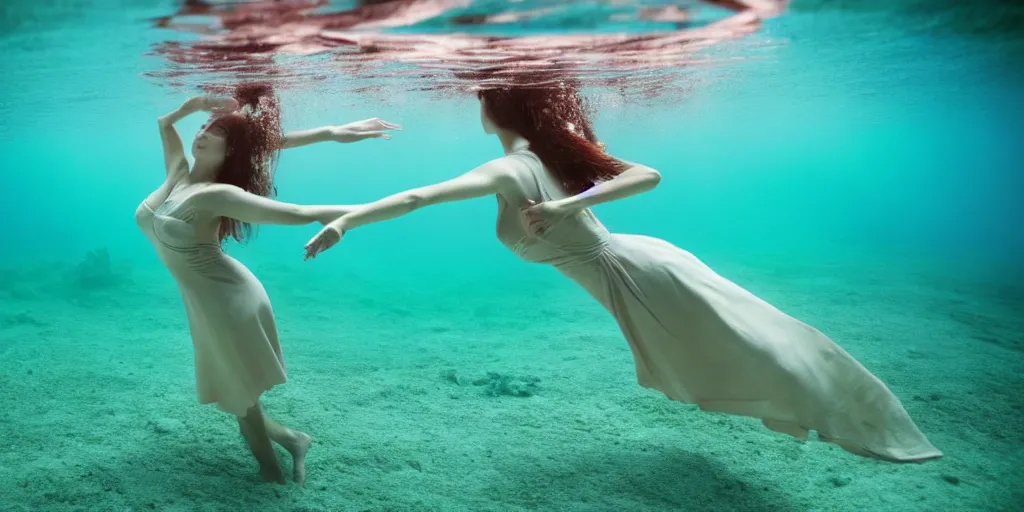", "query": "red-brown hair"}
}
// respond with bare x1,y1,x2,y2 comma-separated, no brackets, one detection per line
207,82,282,243
477,78,626,194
